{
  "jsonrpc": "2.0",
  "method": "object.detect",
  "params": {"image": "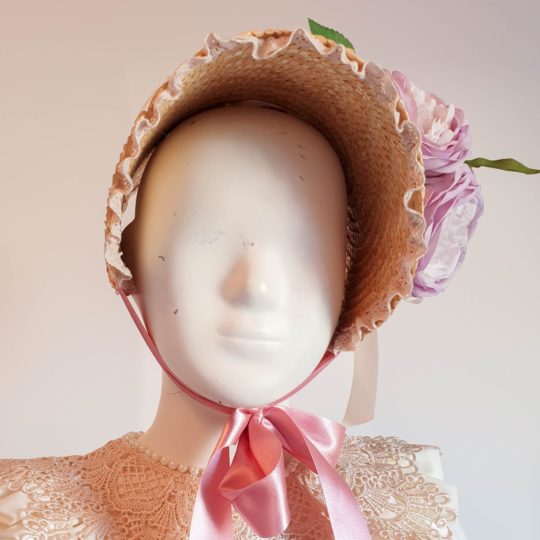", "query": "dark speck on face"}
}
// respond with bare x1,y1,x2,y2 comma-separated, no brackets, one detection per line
299,175,305,182
173,308,179,315
300,153,306,160
158,255,165,261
